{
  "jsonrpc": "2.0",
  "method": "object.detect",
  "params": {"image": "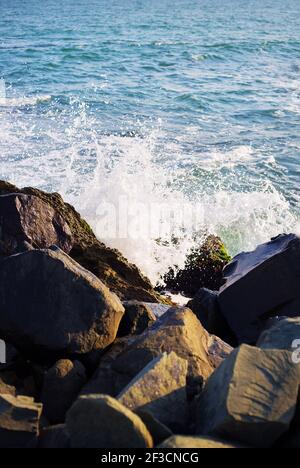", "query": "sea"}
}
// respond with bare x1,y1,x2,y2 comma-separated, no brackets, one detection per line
0,0,300,283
